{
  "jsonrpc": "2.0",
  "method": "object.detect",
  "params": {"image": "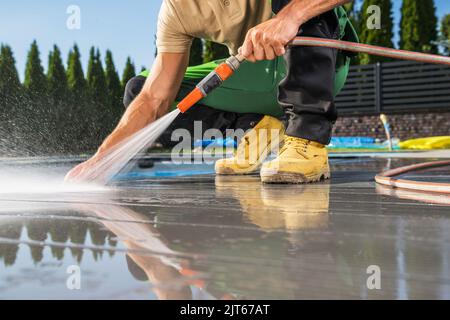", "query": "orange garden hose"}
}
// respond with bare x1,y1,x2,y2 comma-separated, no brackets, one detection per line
375,161,450,194
290,37,450,66
376,184,450,206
